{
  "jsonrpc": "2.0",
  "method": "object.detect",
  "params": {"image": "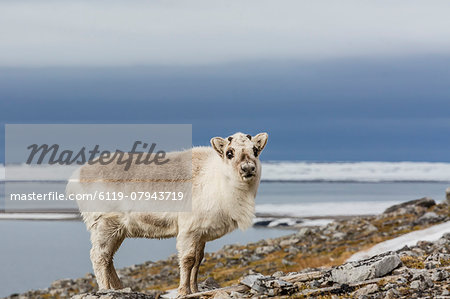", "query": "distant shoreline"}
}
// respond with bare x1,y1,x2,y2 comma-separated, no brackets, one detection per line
2,180,450,183
0,211,367,225
4,161,450,182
